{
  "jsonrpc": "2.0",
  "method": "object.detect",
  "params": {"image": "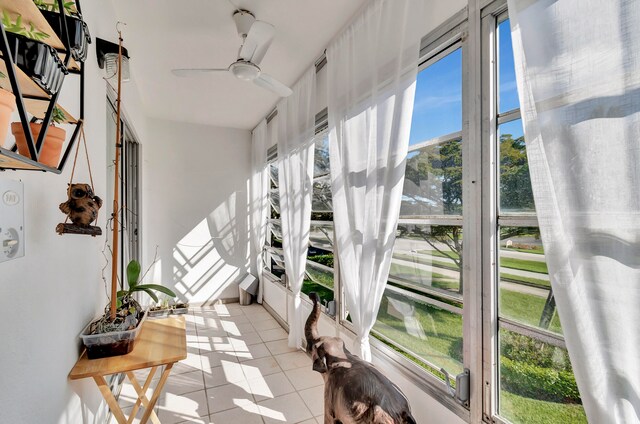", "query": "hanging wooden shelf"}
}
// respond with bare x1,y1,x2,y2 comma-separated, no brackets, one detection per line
0,0,85,173
0,0,80,70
